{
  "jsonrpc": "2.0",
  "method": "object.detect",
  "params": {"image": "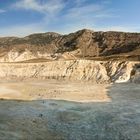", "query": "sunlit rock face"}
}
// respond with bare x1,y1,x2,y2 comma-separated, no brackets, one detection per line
0,60,139,83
